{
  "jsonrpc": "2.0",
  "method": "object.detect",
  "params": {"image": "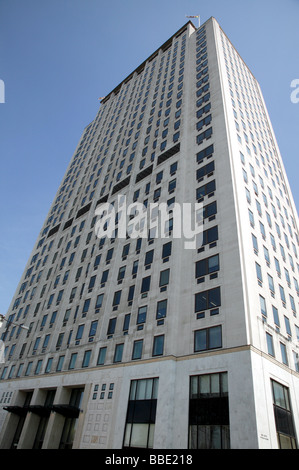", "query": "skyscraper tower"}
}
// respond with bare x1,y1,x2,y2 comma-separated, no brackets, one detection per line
0,17,298,450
